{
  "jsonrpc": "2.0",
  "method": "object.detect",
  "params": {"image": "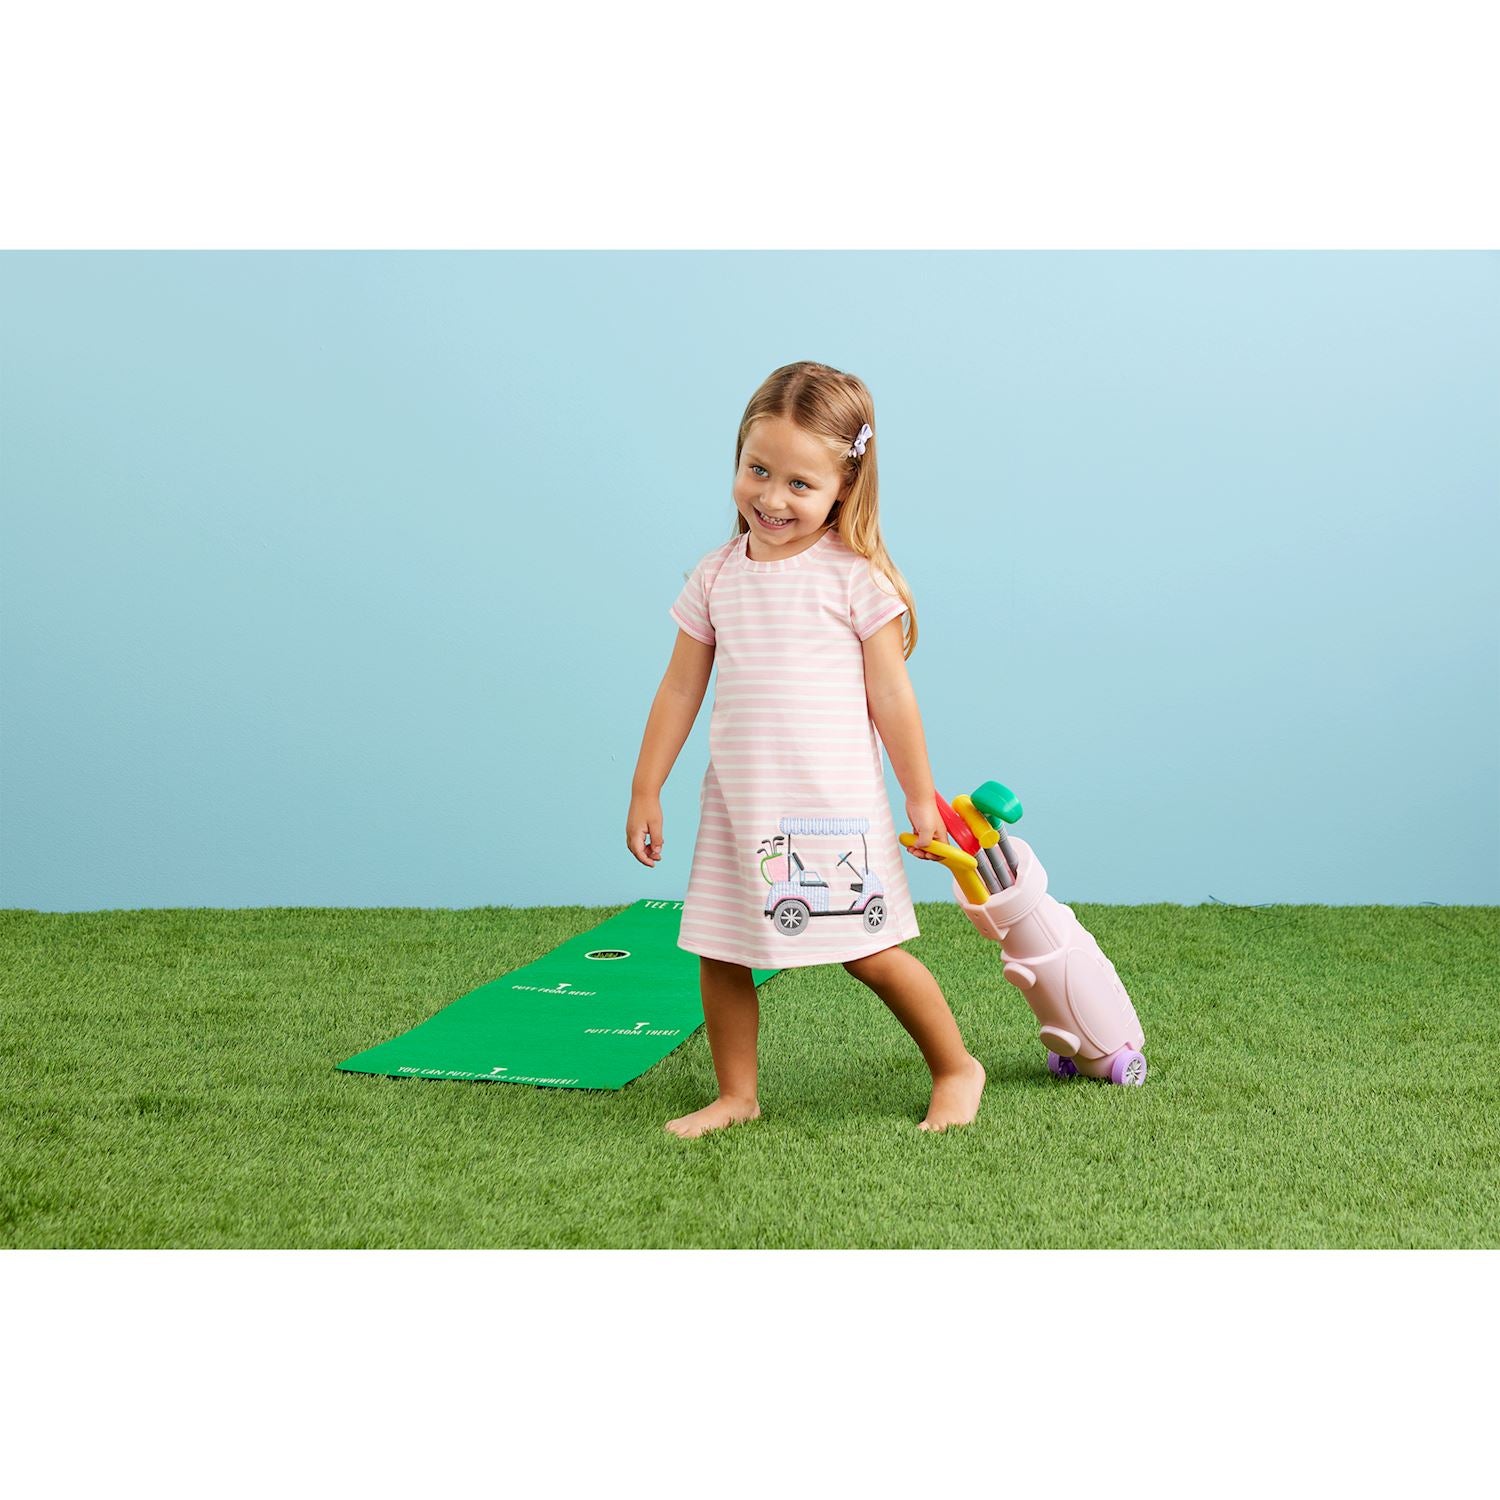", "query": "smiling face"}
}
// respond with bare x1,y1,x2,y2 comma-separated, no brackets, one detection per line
732,414,848,560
